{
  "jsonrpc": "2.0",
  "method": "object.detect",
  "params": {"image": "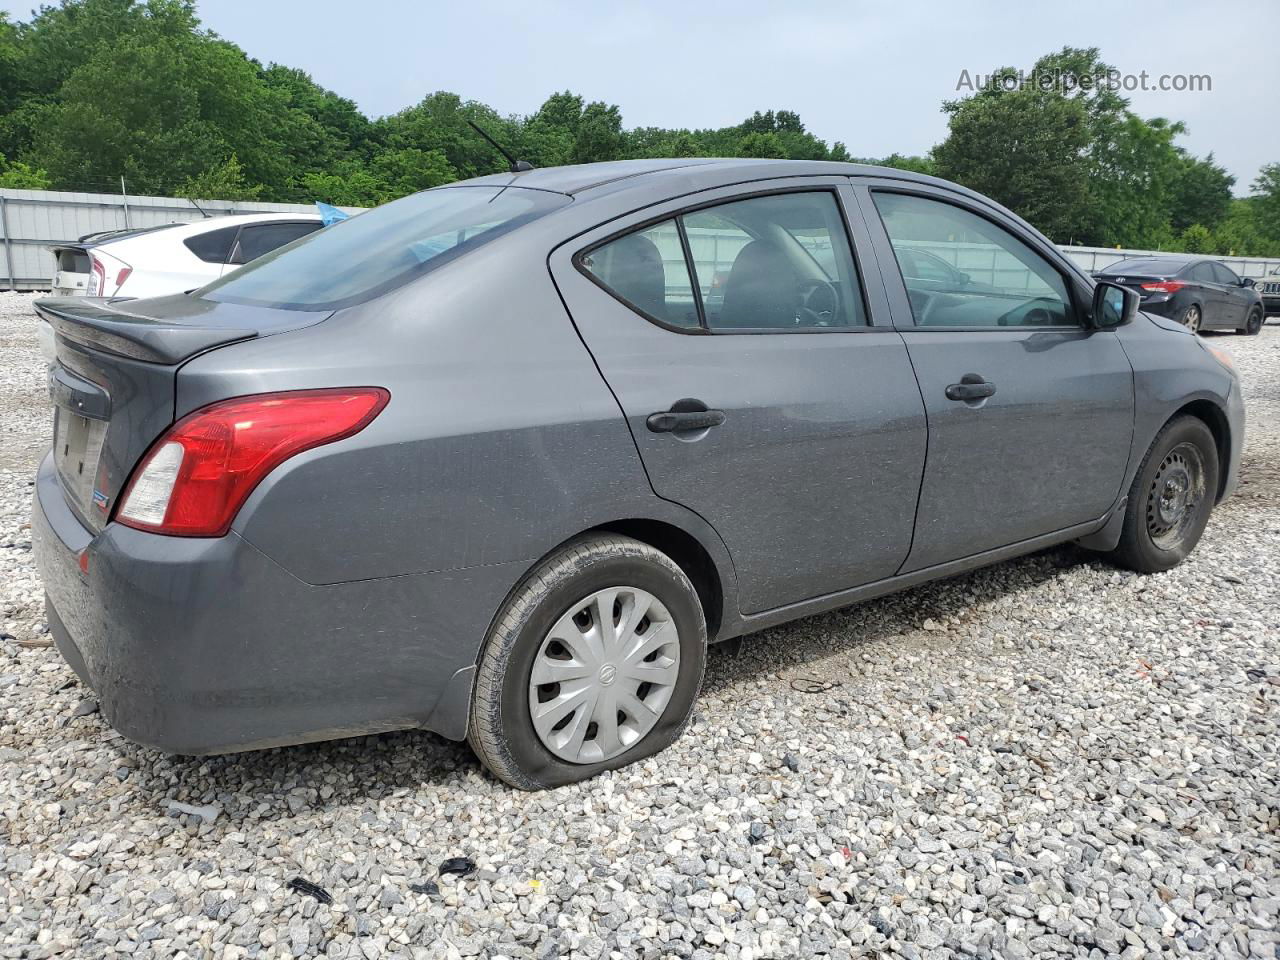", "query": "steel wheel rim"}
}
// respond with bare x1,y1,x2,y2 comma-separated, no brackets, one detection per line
1145,441,1205,550
528,586,680,764
1184,306,1201,332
